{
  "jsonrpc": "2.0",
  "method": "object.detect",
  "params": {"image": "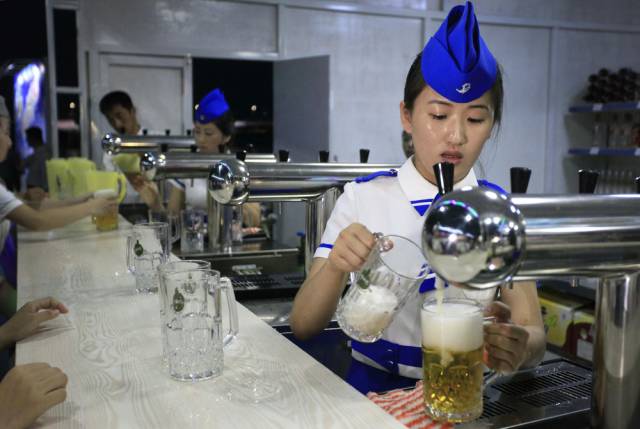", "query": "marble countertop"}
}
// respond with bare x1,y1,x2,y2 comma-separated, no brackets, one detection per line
16,218,404,428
